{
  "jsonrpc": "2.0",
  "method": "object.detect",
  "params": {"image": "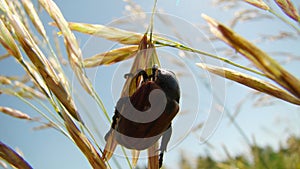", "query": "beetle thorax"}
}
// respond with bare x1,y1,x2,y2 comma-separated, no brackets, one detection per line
155,69,180,102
